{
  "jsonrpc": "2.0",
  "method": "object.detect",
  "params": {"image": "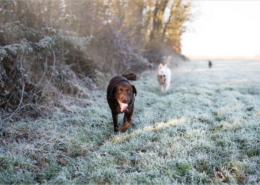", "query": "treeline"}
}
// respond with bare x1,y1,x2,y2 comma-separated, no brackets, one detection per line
0,0,192,121
1,0,191,51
